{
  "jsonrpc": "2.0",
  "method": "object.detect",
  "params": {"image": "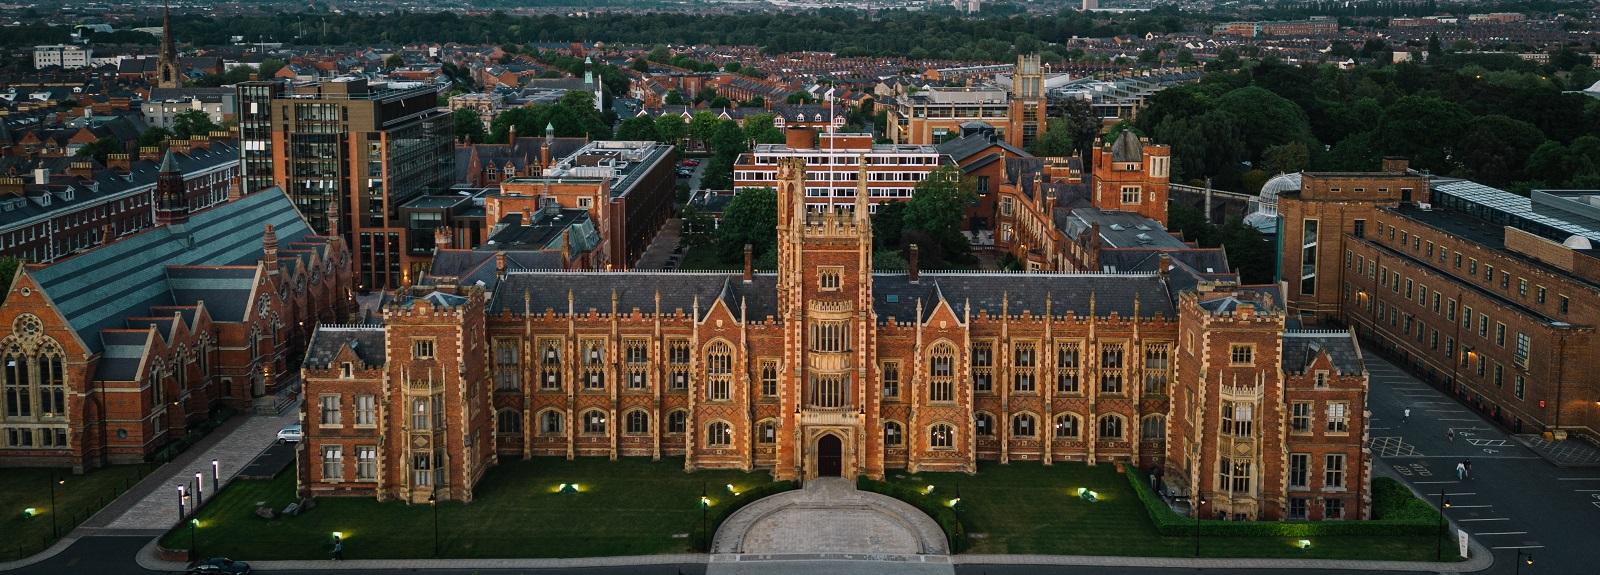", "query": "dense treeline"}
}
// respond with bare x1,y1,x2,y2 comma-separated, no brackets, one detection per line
1135,51,1600,193
136,8,1185,62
